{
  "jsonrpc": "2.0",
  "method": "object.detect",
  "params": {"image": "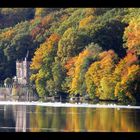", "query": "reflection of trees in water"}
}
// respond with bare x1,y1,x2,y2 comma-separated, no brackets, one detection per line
84,108,140,132
85,108,118,131
84,108,96,131
50,107,64,131
0,105,15,132
30,106,46,131
64,107,86,132
29,107,86,132
64,108,140,132
30,107,67,132
119,109,140,132
28,106,140,132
